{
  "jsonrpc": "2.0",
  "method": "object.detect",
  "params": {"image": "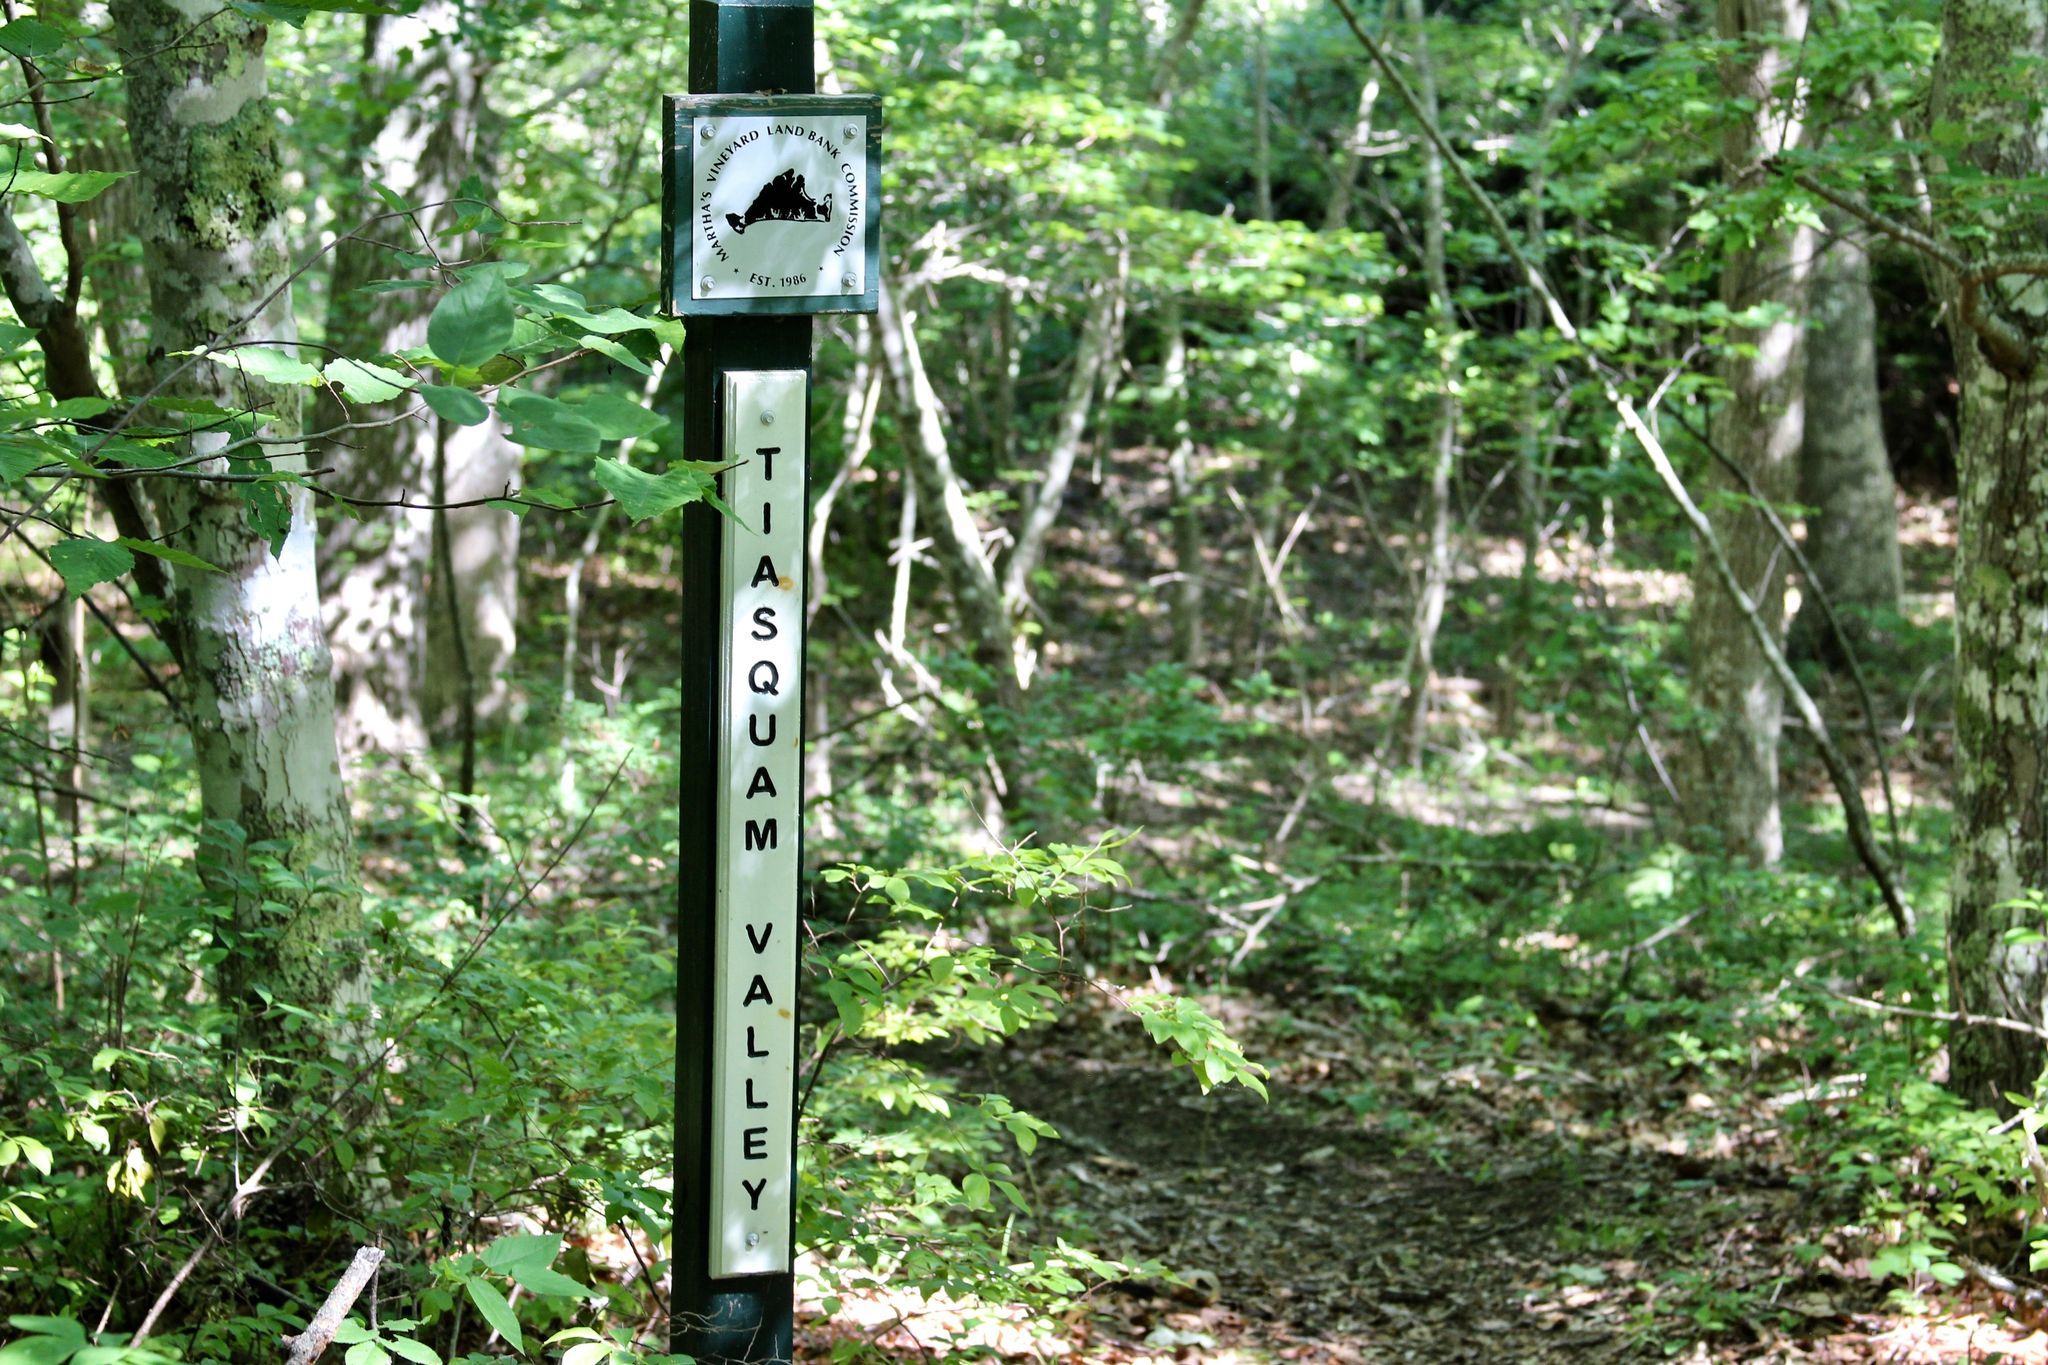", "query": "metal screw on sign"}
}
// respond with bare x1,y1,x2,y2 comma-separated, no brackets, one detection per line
700,124,714,141
843,123,858,140
699,275,714,293
841,273,856,290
